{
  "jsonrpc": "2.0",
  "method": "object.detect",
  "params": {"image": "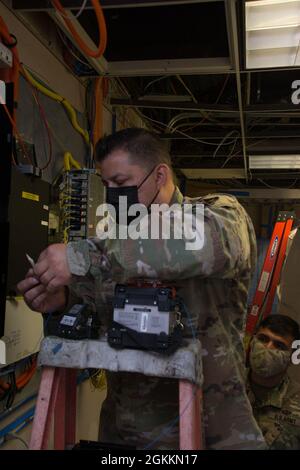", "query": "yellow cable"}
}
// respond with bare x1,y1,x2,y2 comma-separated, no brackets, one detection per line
63,151,82,171
89,369,107,391
244,333,251,352
62,101,90,145
63,225,72,244
22,67,90,145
